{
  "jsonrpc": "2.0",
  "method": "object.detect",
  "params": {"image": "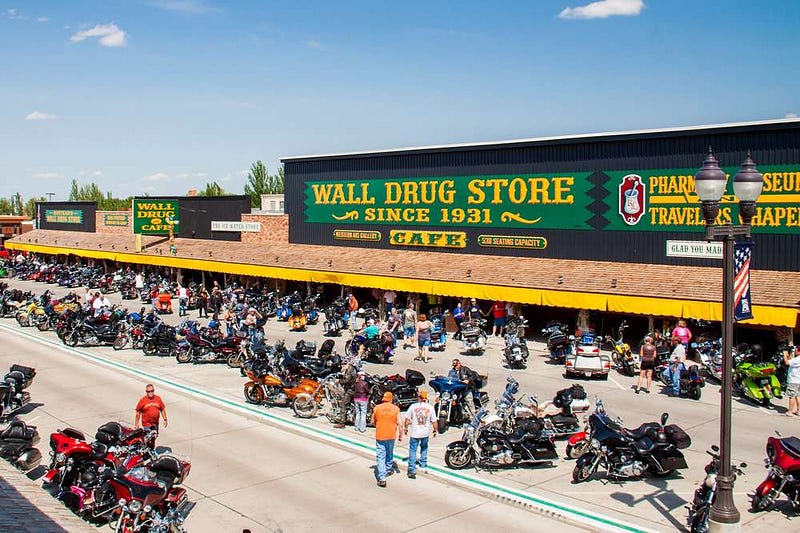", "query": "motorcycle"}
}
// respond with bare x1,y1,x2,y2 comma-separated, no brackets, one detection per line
288,301,308,331
752,431,800,513
542,320,573,361
460,318,487,355
429,313,447,352
63,316,122,347
503,316,529,369
694,338,723,381
0,419,42,472
110,454,192,533
656,362,705,400
734,346,783,406
304,294,321,325
176,323,245,364
535,384,589,438
322,300,347,337
687,445,746,533
243,359,320,409
605,321,638,376
572,410,691,483
429,372,489,434
141,322,180,357
345,329,394,364
0,364,36,419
